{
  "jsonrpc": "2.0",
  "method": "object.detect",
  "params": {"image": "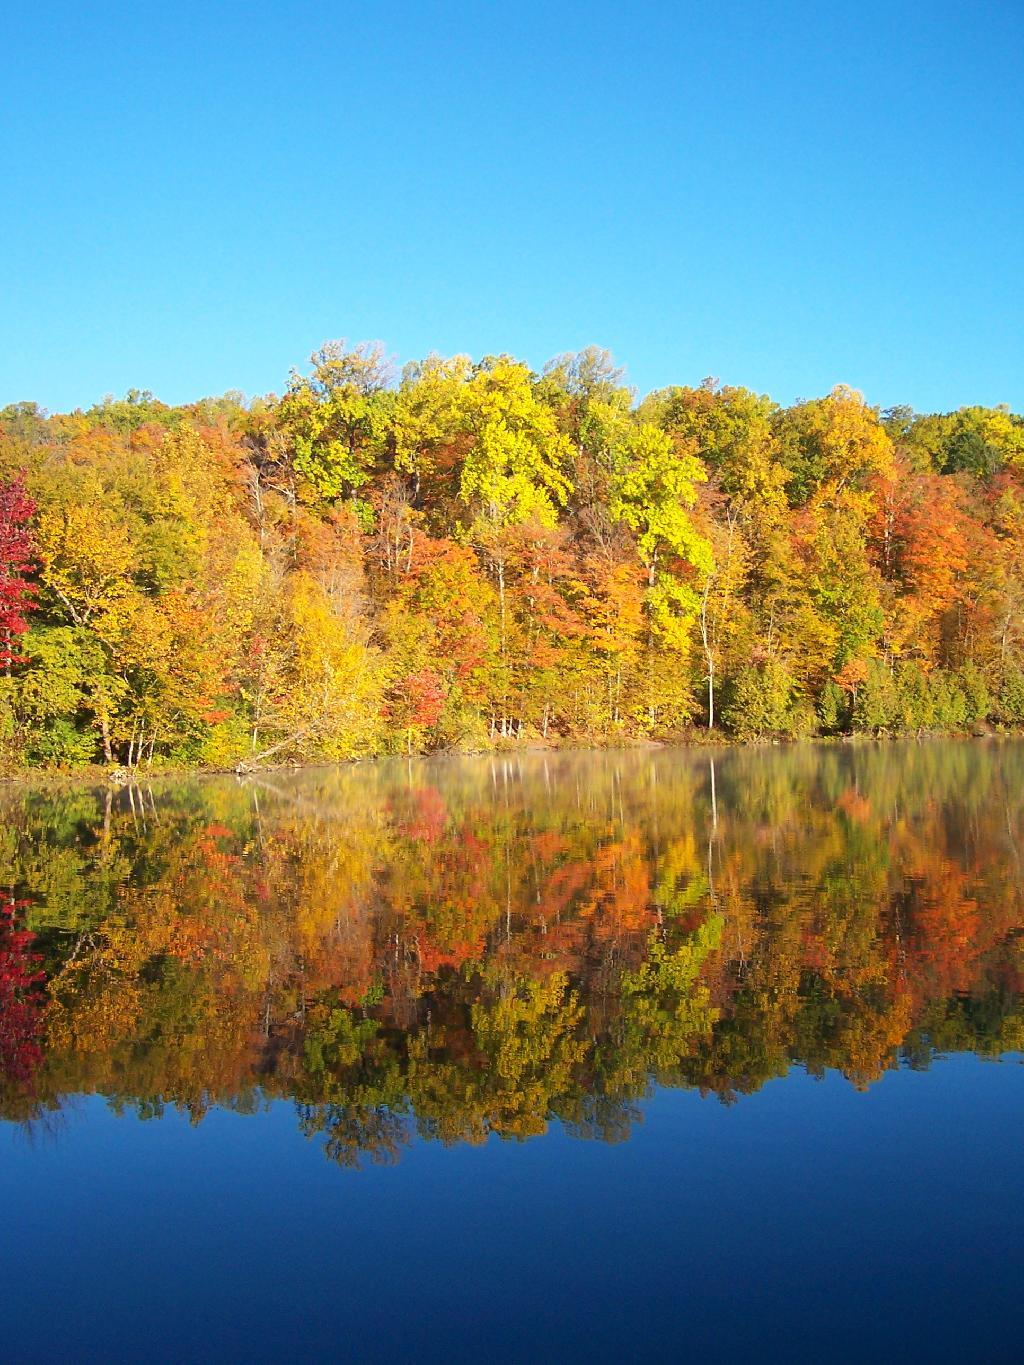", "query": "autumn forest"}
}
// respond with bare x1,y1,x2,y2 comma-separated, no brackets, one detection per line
1,343,1024,770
